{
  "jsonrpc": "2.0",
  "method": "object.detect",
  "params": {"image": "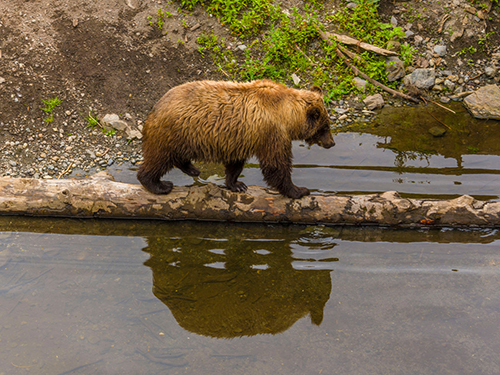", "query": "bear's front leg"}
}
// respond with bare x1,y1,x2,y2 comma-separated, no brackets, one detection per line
260,161,310,199
225,160,247,192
